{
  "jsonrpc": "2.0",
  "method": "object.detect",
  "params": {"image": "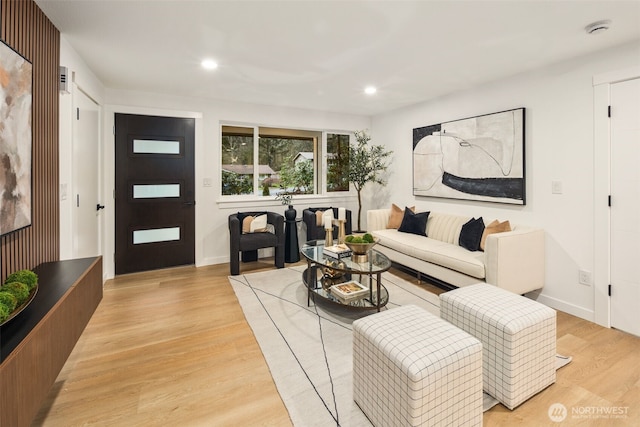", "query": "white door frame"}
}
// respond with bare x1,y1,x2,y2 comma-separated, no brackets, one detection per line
593,66,640,327
72,85,102,258
59,82,103,260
